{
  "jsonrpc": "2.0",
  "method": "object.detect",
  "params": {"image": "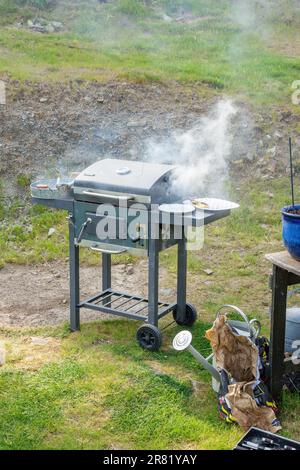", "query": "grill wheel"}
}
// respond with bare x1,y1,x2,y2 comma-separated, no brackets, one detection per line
173,303,197,327
136,324,162,351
